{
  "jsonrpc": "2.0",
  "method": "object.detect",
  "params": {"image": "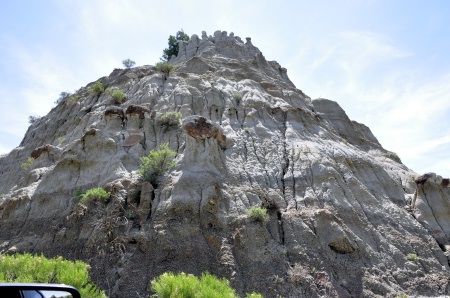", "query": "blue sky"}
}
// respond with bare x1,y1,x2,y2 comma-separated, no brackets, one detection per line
1,0,449,177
